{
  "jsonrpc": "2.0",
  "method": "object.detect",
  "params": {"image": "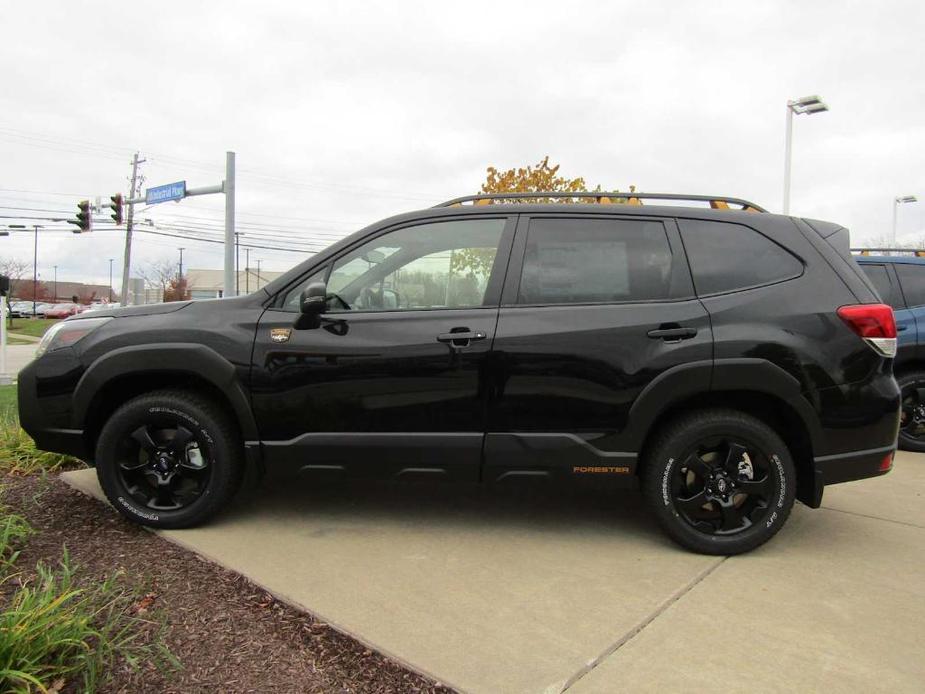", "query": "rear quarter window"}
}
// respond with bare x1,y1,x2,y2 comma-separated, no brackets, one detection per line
679,219,803,296
895,263,925,308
